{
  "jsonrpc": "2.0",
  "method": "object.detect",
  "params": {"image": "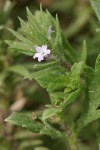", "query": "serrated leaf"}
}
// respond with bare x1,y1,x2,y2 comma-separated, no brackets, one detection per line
5,112,43,132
